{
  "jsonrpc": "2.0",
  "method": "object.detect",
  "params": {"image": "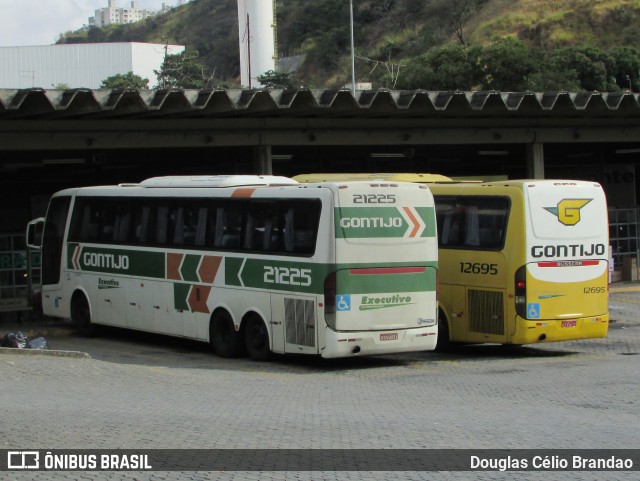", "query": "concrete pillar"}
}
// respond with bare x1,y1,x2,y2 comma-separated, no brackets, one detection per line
526,142,545,179
254,145,272,174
